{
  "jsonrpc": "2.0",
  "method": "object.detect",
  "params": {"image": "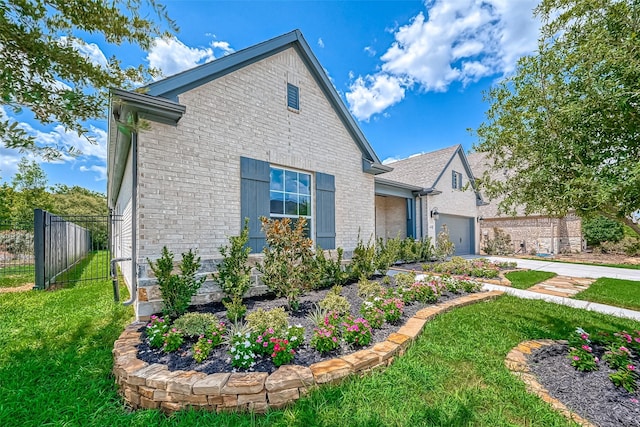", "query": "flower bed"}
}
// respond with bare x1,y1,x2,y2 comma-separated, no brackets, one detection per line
422,256,517,278
113,289,504,413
